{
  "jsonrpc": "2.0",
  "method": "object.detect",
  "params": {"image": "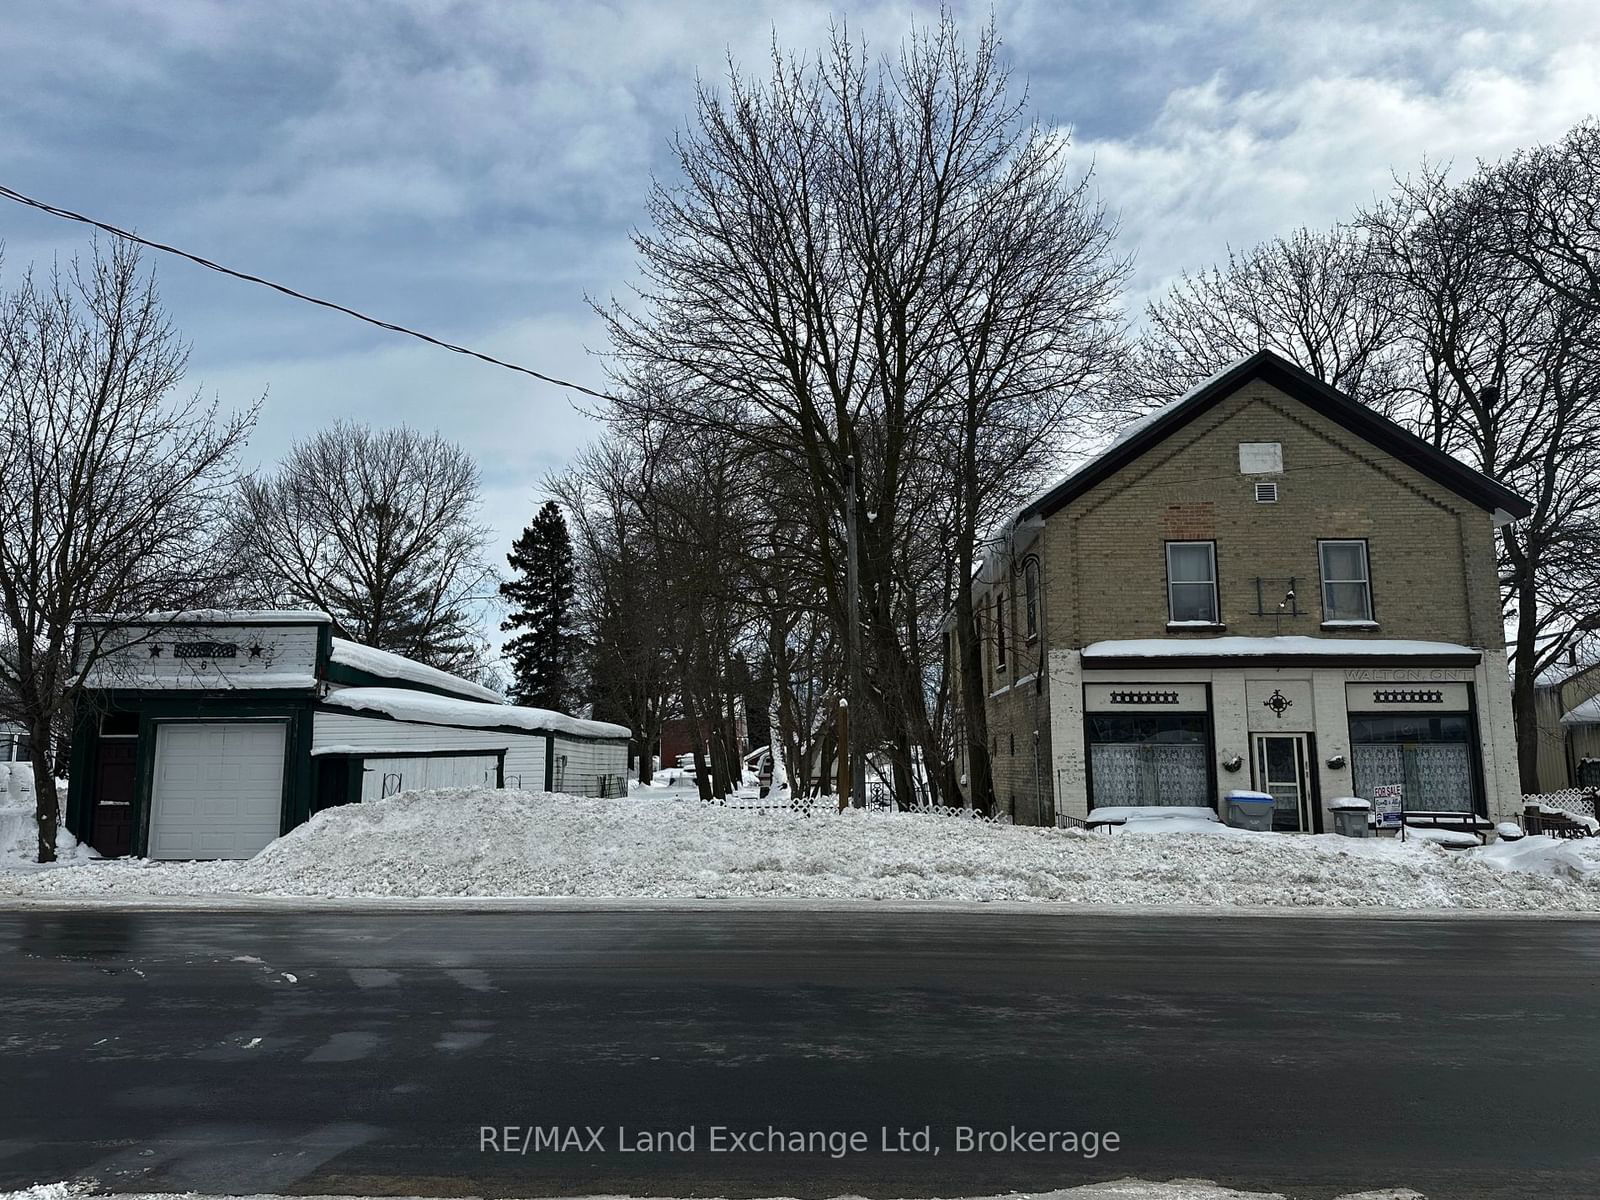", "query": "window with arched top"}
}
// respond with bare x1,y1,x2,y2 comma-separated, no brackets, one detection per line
1023,559,1039,641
